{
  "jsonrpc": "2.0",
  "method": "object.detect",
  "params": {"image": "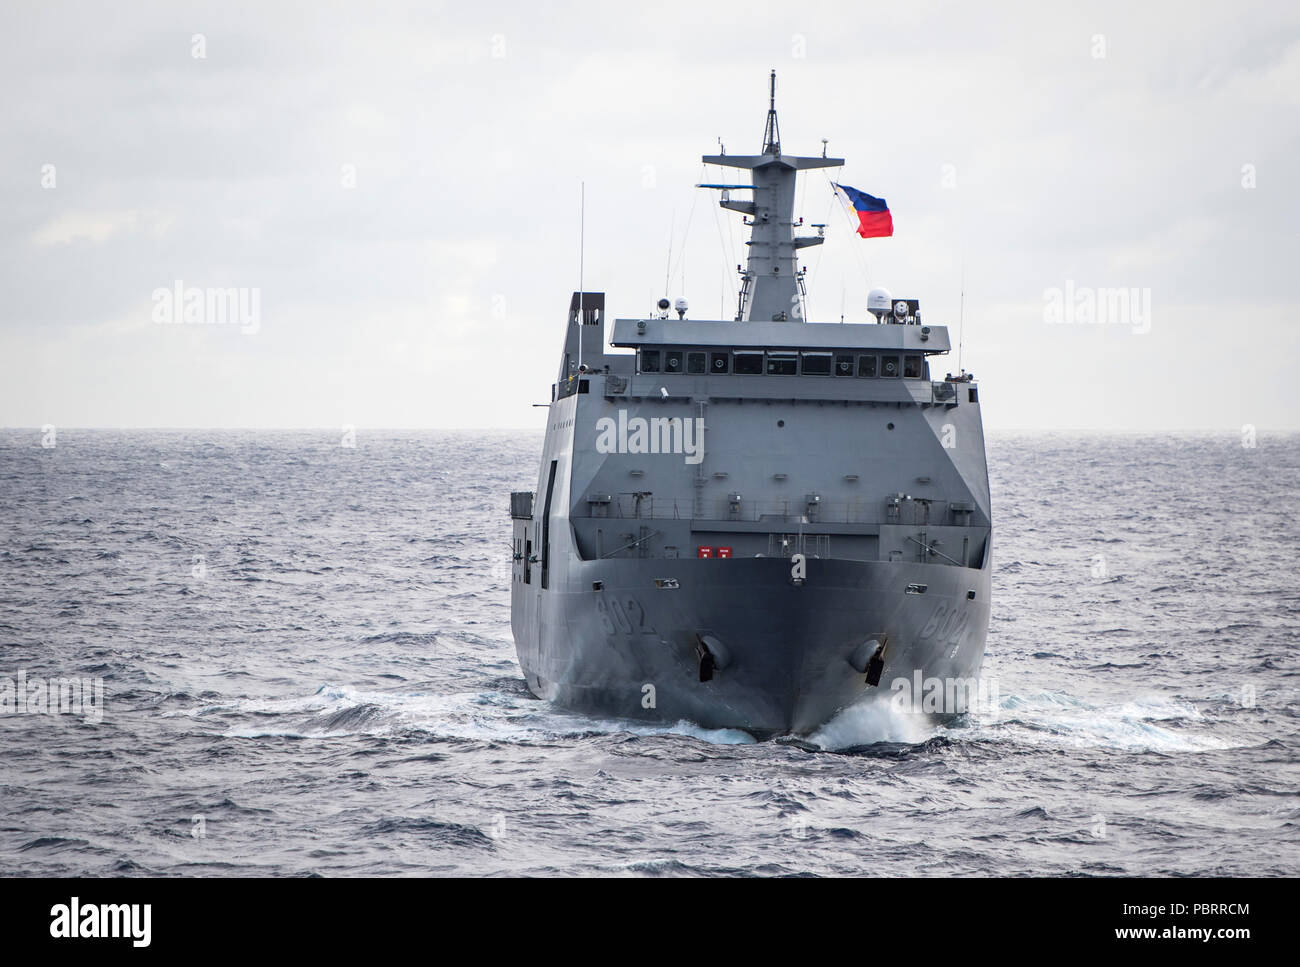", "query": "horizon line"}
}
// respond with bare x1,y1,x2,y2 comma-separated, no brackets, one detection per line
3,425,1297,435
